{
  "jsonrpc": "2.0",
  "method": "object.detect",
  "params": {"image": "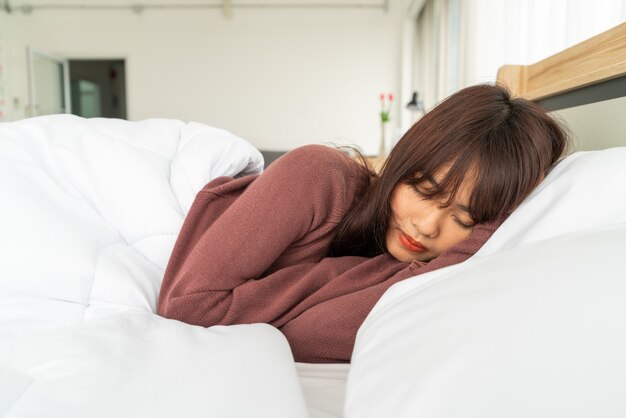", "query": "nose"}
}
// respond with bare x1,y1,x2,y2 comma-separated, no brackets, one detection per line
414,207,441,239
